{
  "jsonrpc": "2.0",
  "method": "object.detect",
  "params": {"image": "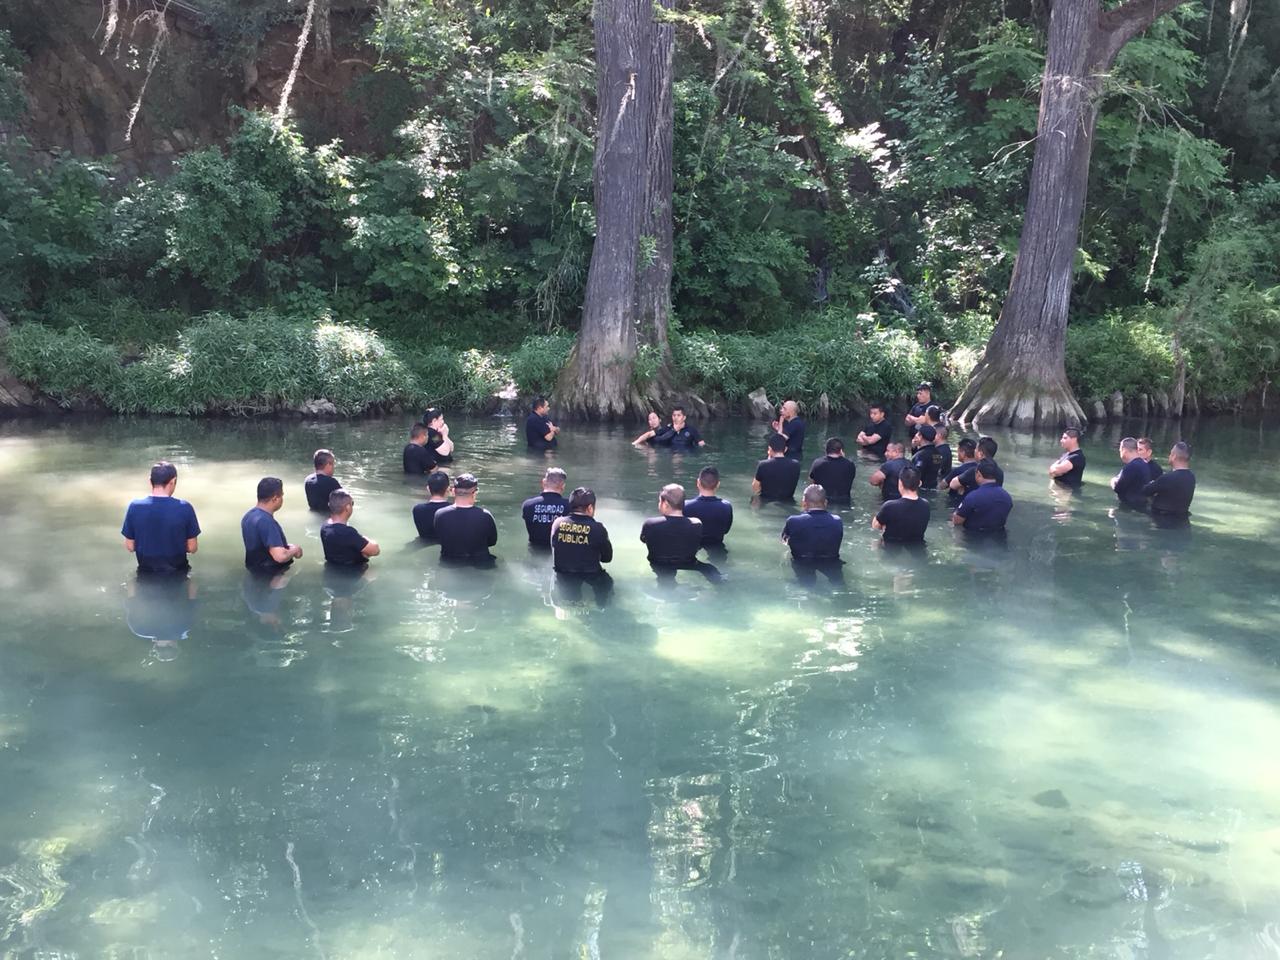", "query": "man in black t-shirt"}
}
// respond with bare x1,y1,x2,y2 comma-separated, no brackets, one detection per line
1048,428,1087,485
868,442,910,502
683,466,734,545
423,407,454,463
412,470,451,539
809,437,856,500
655,406,706,449
525,397,560,450
753,434,802,501
522,468,569,546
639,484,703,566
1138,437,1163,480
321,490,381,565
434,474,500,561
872,466,931,542
933,425,953,479
910,424,943,489
551,487,614,575
856,403,892,458
904,382,934,437
1143,441,1195,516
782,484,844,560
304,448,343,512
772,400,806,460
950,436,1002,494
943,437,977,496
1111,437,1152,508
403,423,438,475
